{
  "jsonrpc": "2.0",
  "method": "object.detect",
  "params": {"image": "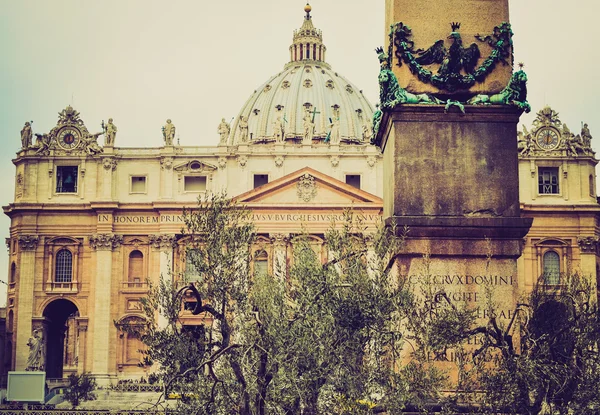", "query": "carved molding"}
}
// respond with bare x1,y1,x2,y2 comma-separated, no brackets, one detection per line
149,234,177,251
366,156,377,167
103,158,117,171
237,155,248,168
577,236,599,254
161,157,173,170
274,156,284,167
18,235,39,251
330,155,340,167
218,157,227,169
89,233,123,250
